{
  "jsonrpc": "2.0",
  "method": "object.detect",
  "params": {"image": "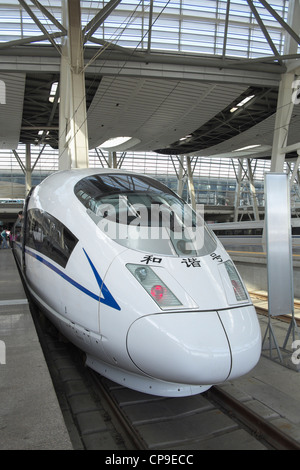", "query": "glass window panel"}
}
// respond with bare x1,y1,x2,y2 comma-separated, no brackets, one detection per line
0,0,293,57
